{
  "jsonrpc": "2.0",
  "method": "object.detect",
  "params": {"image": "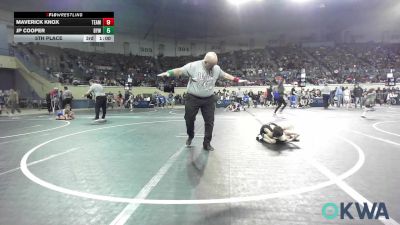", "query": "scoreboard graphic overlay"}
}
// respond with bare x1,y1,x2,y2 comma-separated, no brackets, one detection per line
14,12,114,42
